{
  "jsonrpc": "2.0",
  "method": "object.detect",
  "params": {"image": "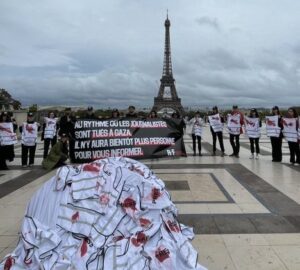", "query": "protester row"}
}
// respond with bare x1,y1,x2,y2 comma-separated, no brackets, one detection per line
189,105,300,165
0,111,66,170
1,105,299,171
